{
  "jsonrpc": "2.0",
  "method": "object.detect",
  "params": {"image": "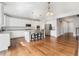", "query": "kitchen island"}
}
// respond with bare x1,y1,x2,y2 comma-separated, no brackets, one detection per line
25,30,45,42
